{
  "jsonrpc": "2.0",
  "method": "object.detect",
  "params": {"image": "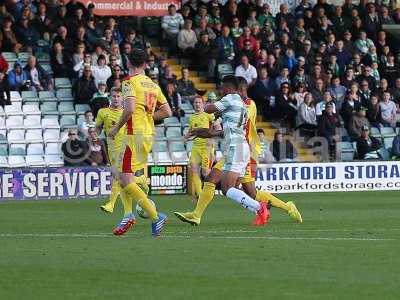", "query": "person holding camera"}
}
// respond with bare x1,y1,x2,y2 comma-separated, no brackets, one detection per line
7,62,29,91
